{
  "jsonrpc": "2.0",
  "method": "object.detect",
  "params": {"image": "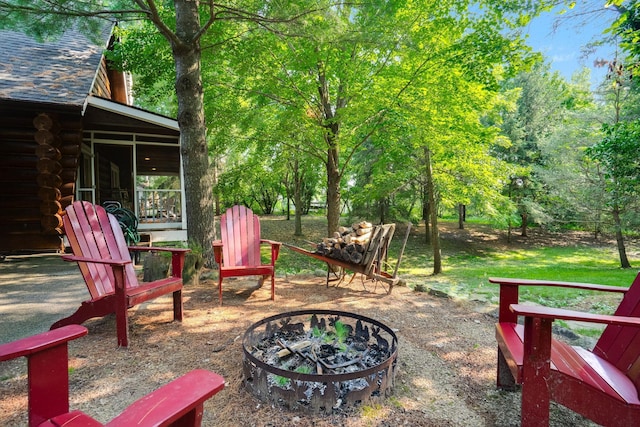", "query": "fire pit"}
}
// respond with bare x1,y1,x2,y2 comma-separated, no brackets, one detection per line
243,309,398,413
